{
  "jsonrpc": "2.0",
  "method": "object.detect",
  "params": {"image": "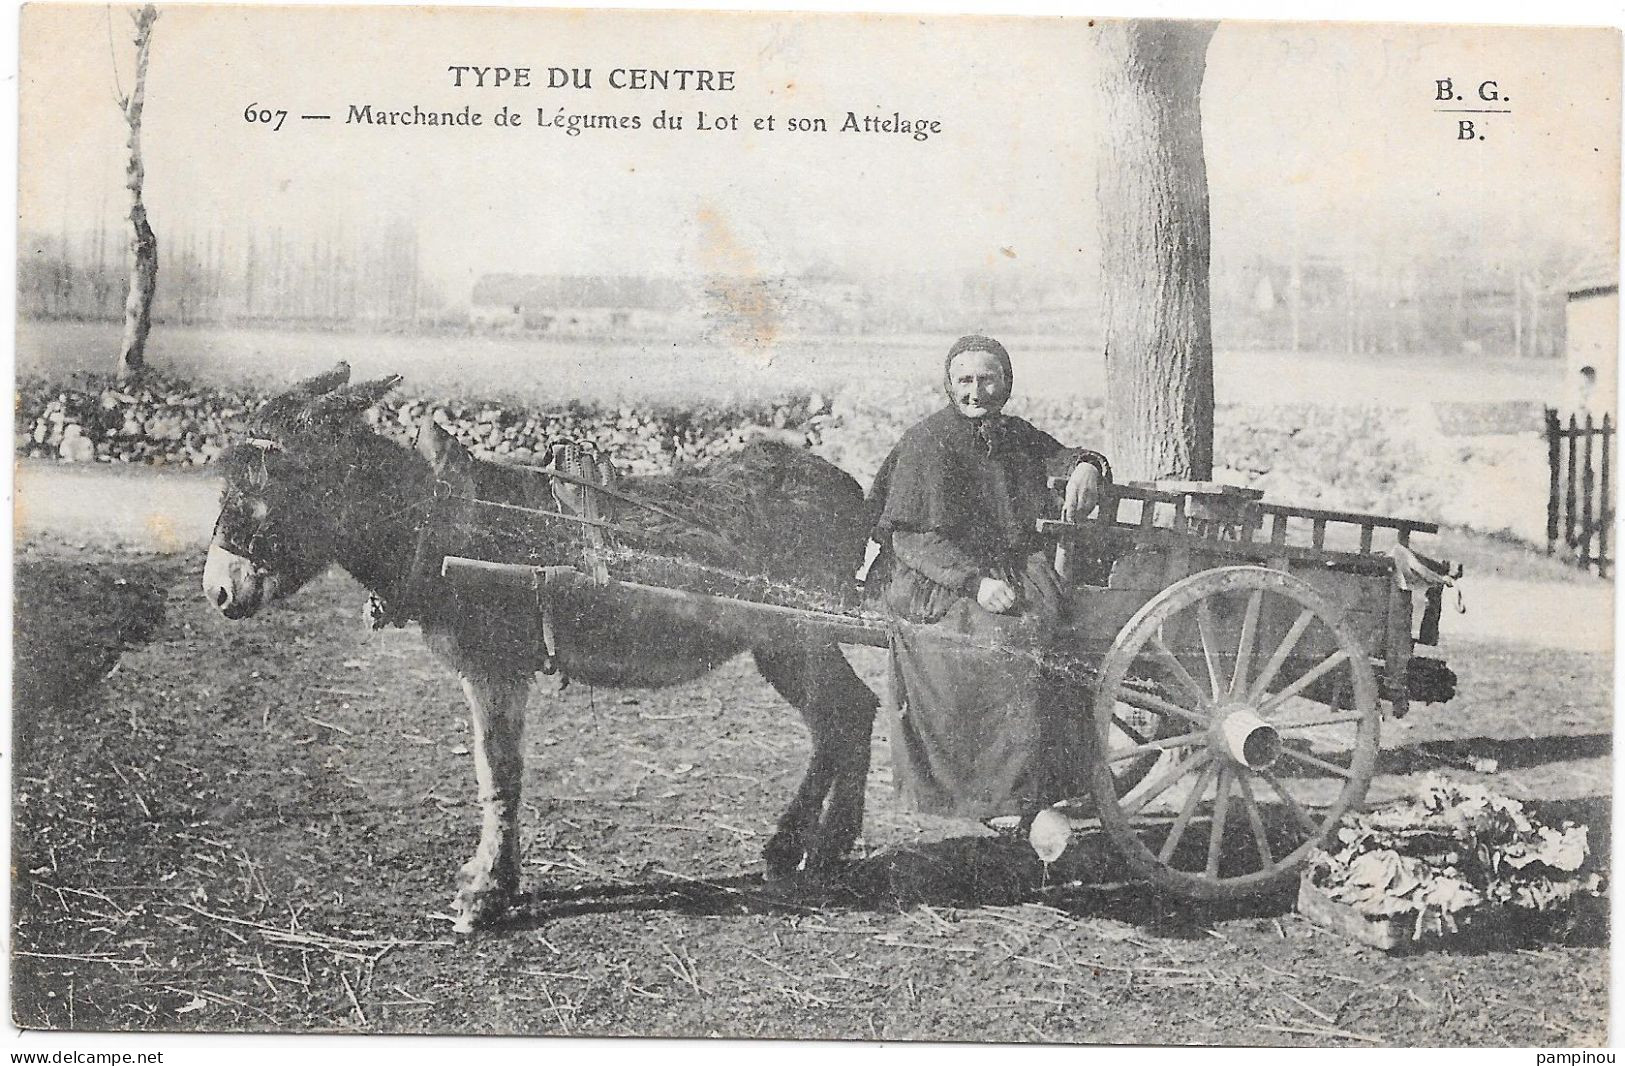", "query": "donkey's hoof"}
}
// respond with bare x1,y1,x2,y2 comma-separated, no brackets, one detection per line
452,861,520,933
762,860,804,884
762,851,805,883
451,885,516,933
762,837,808,883
801,850,849,880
